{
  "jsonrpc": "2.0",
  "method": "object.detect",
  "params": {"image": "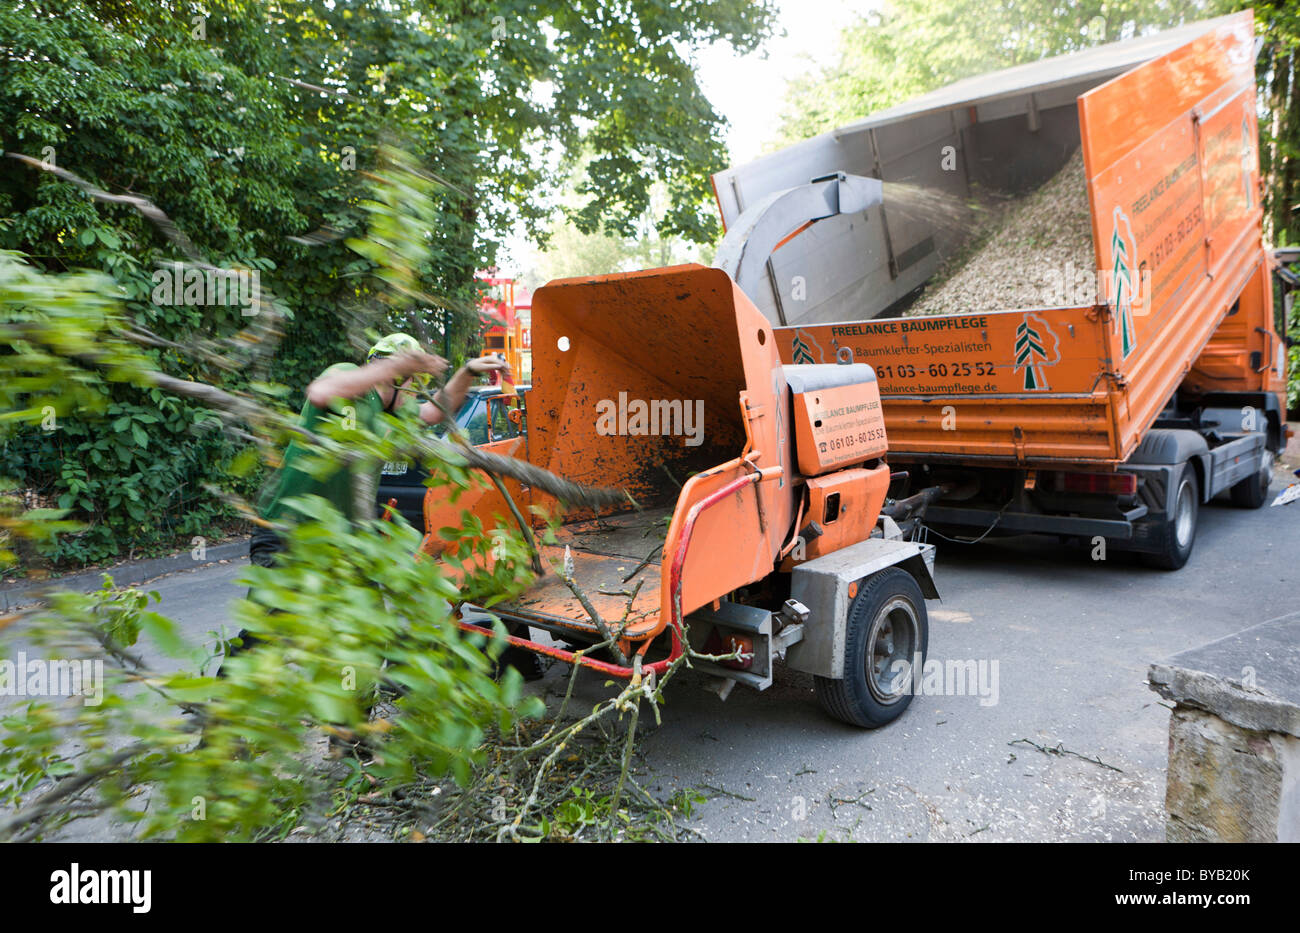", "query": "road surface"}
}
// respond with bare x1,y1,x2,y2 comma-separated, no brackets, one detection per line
7,462,1298,842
